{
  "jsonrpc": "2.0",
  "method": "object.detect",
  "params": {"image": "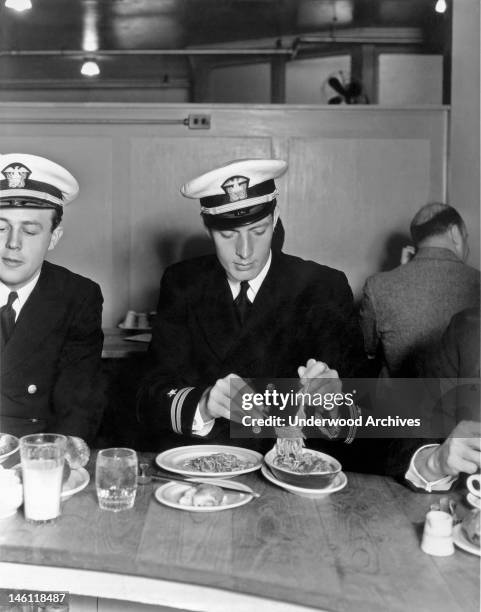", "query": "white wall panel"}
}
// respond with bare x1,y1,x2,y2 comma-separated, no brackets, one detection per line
0,104,449,326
